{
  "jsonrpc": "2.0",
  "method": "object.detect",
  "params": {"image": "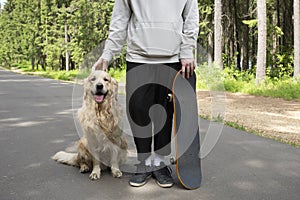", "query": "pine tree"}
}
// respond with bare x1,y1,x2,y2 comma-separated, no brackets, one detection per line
214,0,223,69
256,0,267,83
294,0,300,79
